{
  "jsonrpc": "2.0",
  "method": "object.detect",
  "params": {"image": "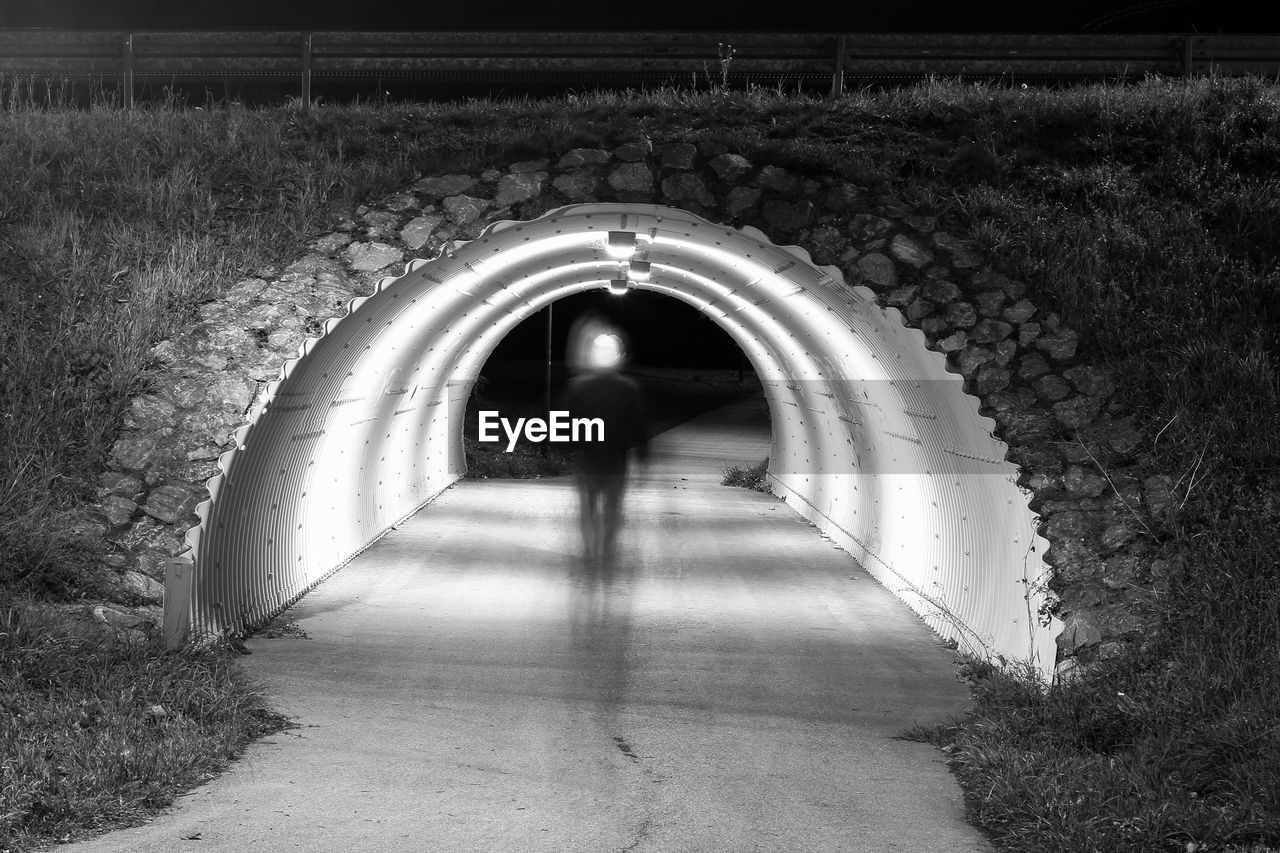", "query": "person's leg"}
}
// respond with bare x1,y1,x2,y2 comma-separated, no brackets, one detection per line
576,472,597,562
599,470,626,567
